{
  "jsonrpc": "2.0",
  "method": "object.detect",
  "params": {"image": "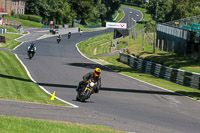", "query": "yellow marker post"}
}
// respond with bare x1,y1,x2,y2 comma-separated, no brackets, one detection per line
51,91,56,100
